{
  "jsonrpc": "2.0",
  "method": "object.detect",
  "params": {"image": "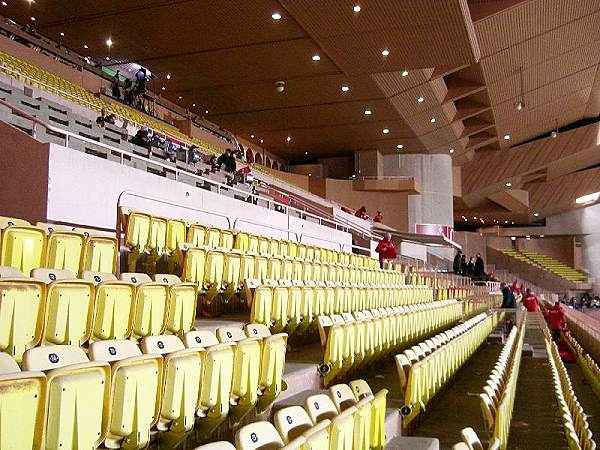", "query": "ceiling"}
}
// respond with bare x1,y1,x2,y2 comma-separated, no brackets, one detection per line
2,0,600,225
